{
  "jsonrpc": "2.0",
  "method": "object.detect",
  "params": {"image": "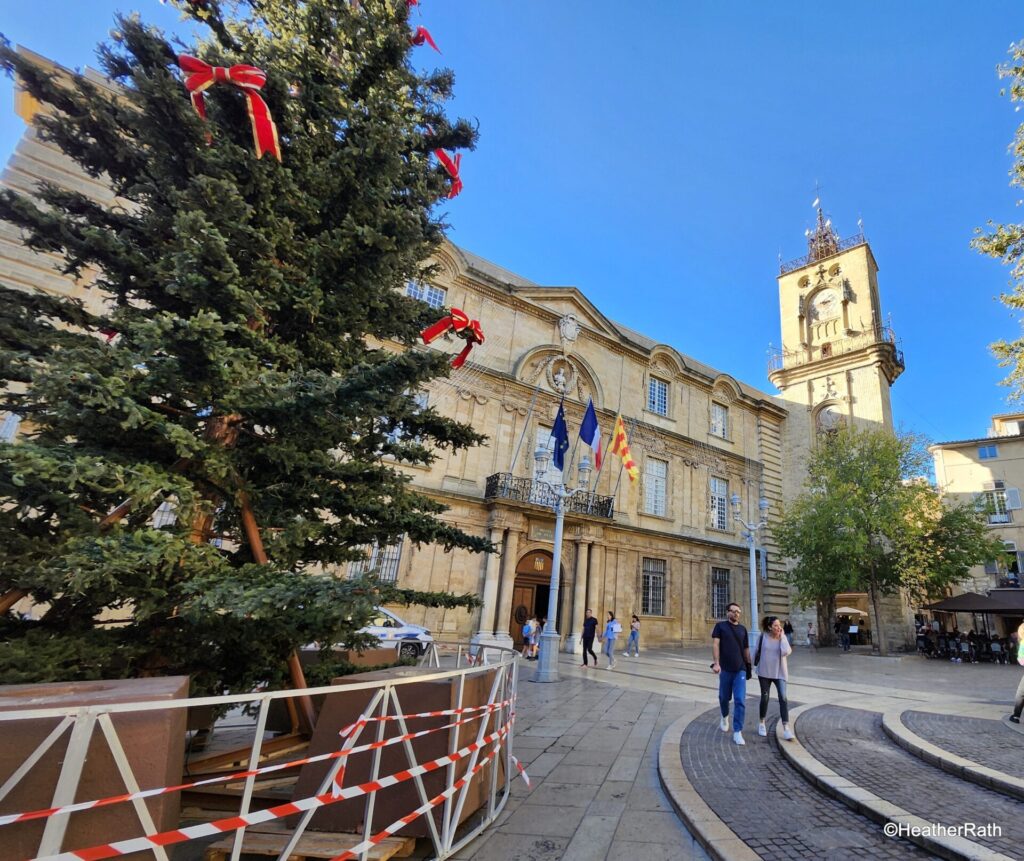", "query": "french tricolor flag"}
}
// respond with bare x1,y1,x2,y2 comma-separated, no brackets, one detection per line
579,397,603,471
